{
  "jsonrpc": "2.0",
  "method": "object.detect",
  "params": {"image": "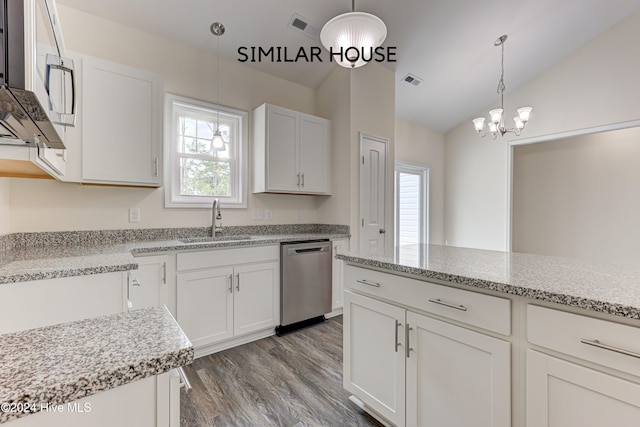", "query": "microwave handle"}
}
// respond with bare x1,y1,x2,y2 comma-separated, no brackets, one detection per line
46,54,77,126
